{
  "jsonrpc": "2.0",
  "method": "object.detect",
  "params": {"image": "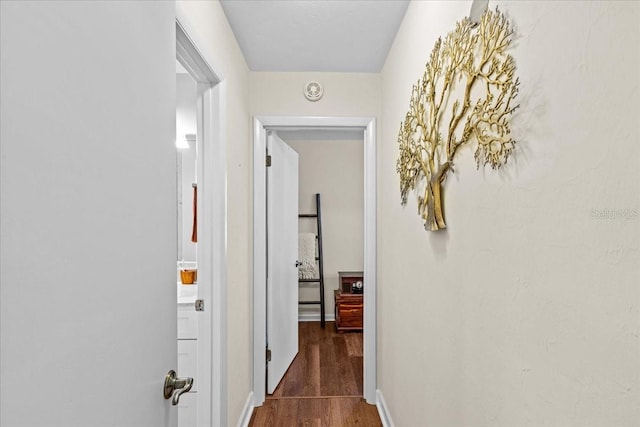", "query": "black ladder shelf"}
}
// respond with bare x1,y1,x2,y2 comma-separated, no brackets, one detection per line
298,193,326,328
